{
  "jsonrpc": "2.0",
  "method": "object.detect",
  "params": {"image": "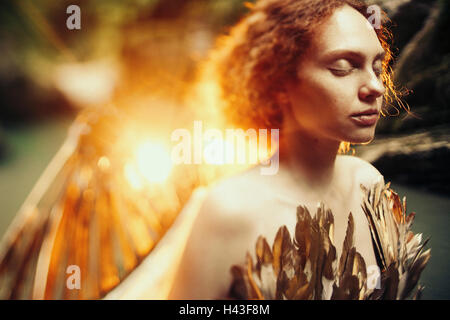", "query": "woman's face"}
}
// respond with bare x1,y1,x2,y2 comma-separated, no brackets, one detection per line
284,5,386,144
